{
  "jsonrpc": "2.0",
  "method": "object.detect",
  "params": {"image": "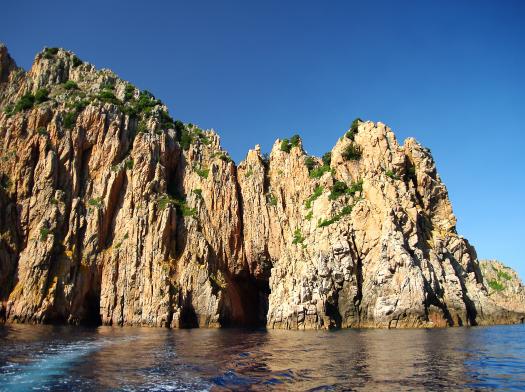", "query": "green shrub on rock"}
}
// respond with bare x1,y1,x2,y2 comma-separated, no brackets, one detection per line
488,280,504,292
179,128,193,150
245,166,254,178
195,165,209,179
306,152,332,178
69,99,89,113
157,193,196,217
124,158,134,170
292,228,305,245
317,204,354,228
497,269,512,281
305,185,323,209
290,134,301,147
280,134,301,153
322,152,331,166
34,88,49,104
100,81,115,91
134,90,159,114
304,156,317,172
180,204,197,217
318,216,338,228
13,89,48,113
347,179,363,196
72,55,83,67
63,111,79,129
42,47,59,59
329,181,348,200
345,130,355,140
63,80,78,90
345,118,362,140
97,89,119,104
217,153,233,163
157,194,173,211
14,93,35,112
39,226,51,241
340,205,353,216
88,197,103,208
174,120,184,133
280,139,291,153
309,165,331,178
386,170,399,180
192,189,203,198
3,104,14,117
267,193,277,206
136,120,149,134
124,84,135,101
342,144,362,161
158,110,174,129
328,179,362,200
